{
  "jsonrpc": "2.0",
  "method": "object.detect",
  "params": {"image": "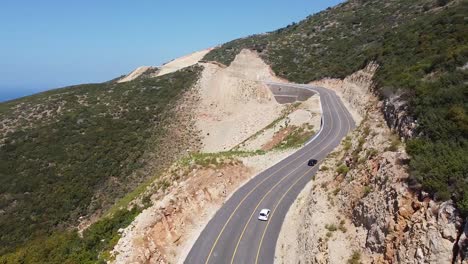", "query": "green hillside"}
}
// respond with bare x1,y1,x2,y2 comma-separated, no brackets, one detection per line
205,0,468,215
0,66,201,259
